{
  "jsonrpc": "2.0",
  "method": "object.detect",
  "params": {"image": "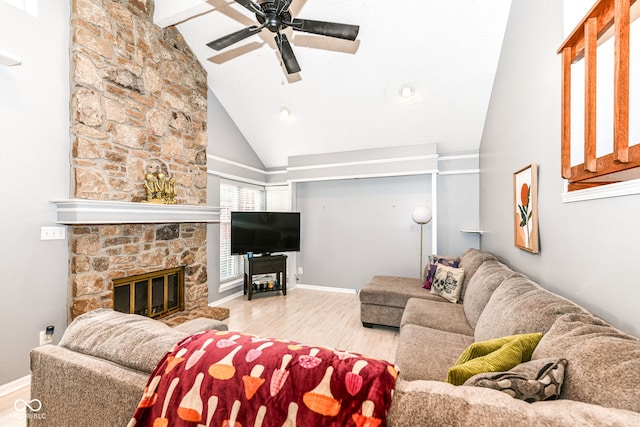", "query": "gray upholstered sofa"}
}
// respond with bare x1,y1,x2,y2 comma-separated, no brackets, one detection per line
29,249,640,426
361,248,640,426
29,309,227,427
